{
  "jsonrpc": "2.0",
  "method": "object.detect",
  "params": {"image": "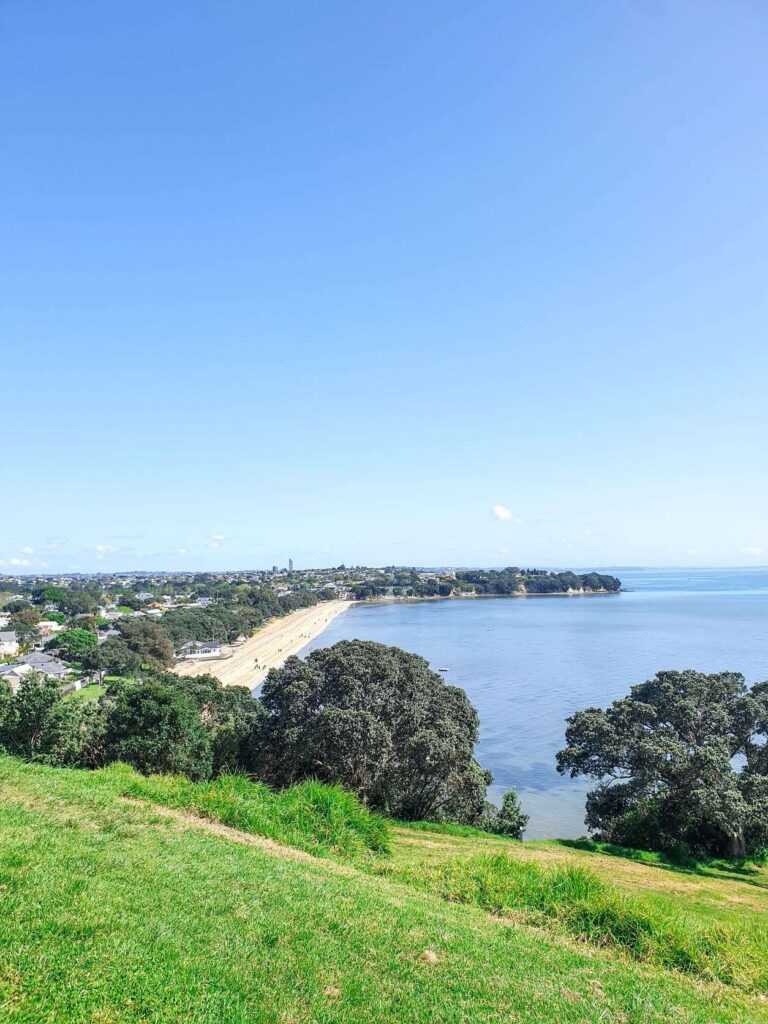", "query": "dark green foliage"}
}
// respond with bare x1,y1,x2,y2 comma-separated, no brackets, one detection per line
482,790,529,838
58,590,99,617
46,626,98,661
0,673,62,759
0,673,102,766
255,640,495,825
455,568,621,595
31,585,68,606
2,665,263,782
557,670,768,859
352,582,387,600
153,672,265,775
102,680,212,780
83,637,143,676
116,618,175,668
160,606,263,647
